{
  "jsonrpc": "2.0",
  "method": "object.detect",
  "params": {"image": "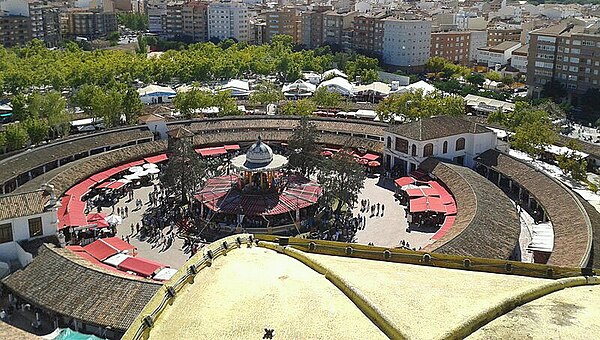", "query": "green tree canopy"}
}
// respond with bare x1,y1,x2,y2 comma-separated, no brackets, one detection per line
318,151,366,213
288,117,322,176
279,99,316,116
5,123,29,151
249,81,283,108
376,90,465,122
